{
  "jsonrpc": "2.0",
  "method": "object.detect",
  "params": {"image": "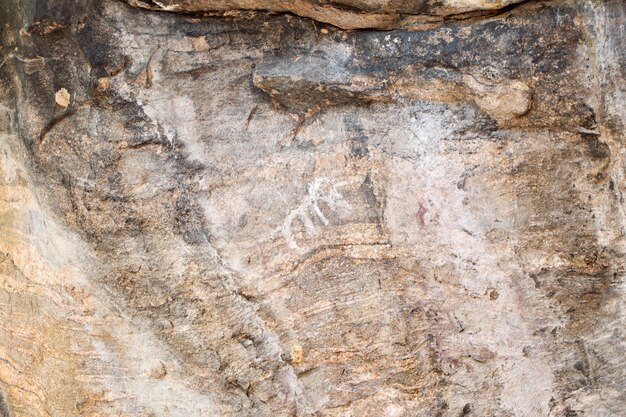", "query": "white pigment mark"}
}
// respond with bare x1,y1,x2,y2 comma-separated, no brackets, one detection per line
282,177,351,252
